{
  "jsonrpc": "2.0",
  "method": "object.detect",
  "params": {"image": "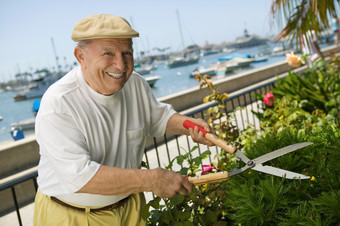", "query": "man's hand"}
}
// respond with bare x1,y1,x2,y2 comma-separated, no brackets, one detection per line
186,118,215,146
166,114,215,147
147,168,193,198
